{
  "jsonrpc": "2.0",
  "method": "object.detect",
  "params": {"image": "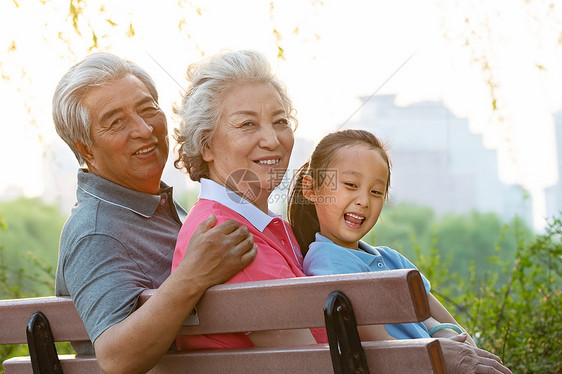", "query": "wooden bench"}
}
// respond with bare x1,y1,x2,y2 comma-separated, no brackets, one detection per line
1,269,446,373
